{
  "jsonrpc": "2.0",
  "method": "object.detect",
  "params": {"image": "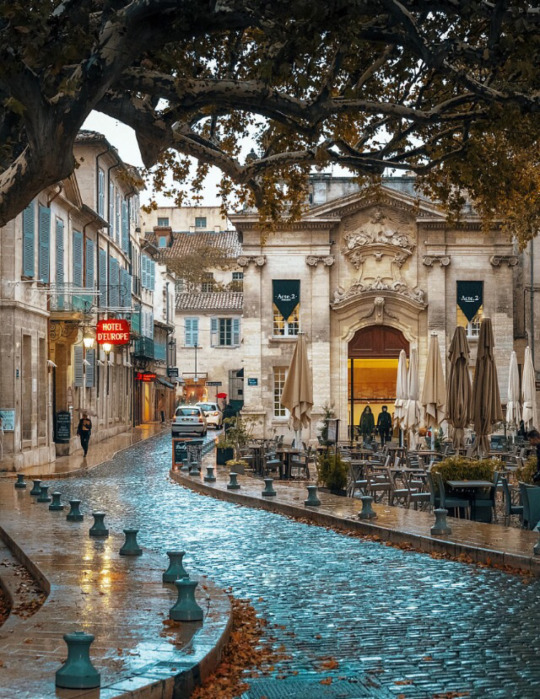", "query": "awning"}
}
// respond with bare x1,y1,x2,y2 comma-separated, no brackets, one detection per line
156,376,176,389
273,280,300,320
